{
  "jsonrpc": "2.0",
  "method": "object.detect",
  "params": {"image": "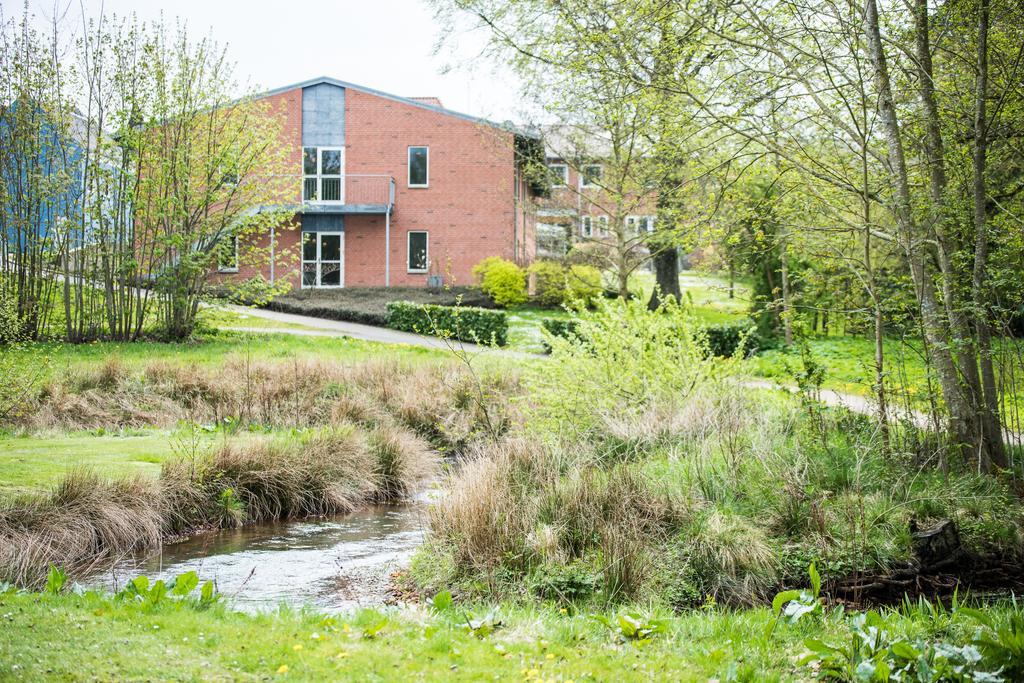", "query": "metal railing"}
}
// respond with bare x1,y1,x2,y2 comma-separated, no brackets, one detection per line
302,174,394,207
